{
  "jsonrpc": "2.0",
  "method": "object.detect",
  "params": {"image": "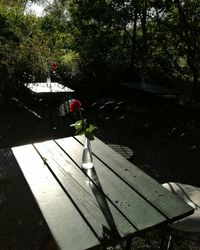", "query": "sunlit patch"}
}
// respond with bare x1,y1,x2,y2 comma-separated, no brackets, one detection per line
25,3,44,17
24,0,54,17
